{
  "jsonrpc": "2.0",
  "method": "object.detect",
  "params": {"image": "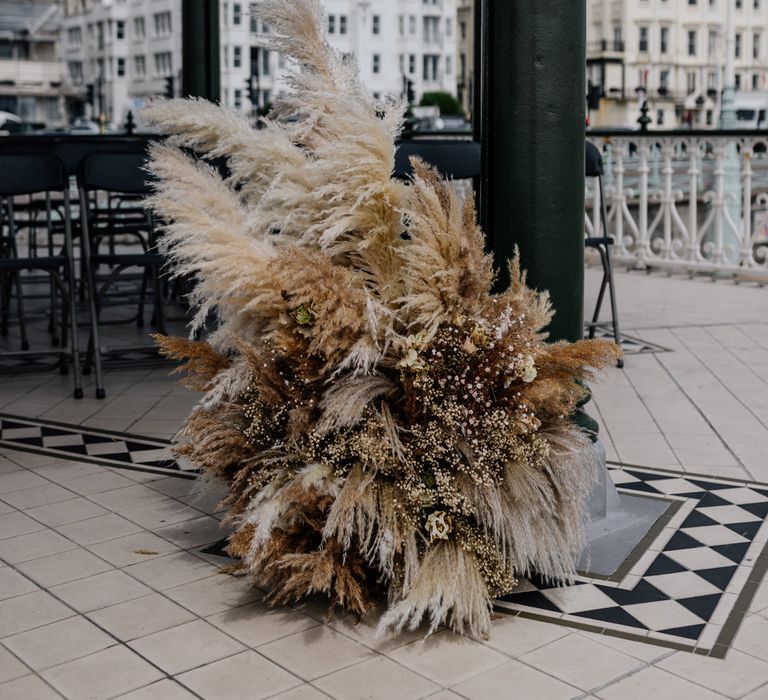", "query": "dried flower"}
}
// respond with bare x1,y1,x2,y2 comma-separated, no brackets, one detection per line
426,510,453,541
